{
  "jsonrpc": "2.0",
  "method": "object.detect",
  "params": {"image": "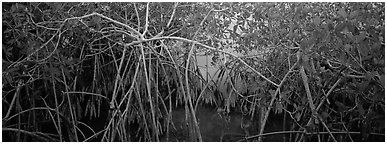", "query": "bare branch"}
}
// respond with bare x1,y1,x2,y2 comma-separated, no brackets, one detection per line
300,61,316,115
133,3,141,32
142,2,150,38
257,54,300,141
299,50,337,142
126,36,280,87
166,2,178,28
